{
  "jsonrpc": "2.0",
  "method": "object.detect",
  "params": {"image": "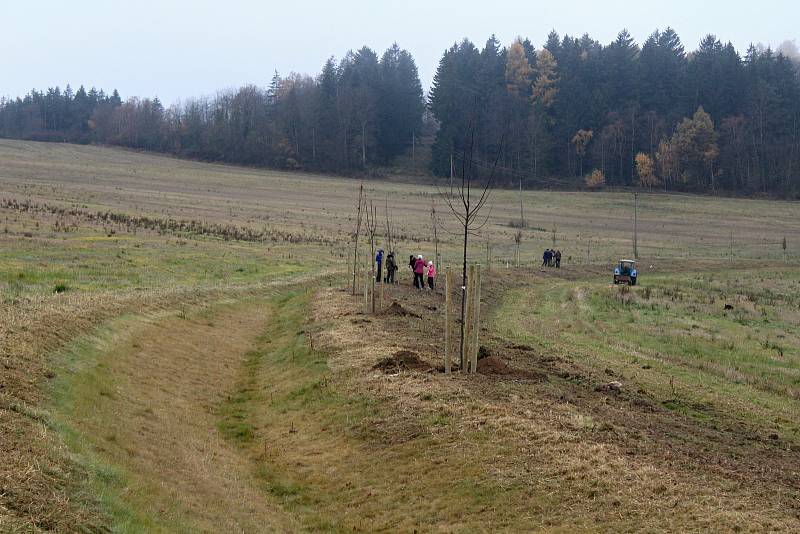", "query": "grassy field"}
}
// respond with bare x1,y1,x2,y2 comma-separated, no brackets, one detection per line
1,139,799,532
